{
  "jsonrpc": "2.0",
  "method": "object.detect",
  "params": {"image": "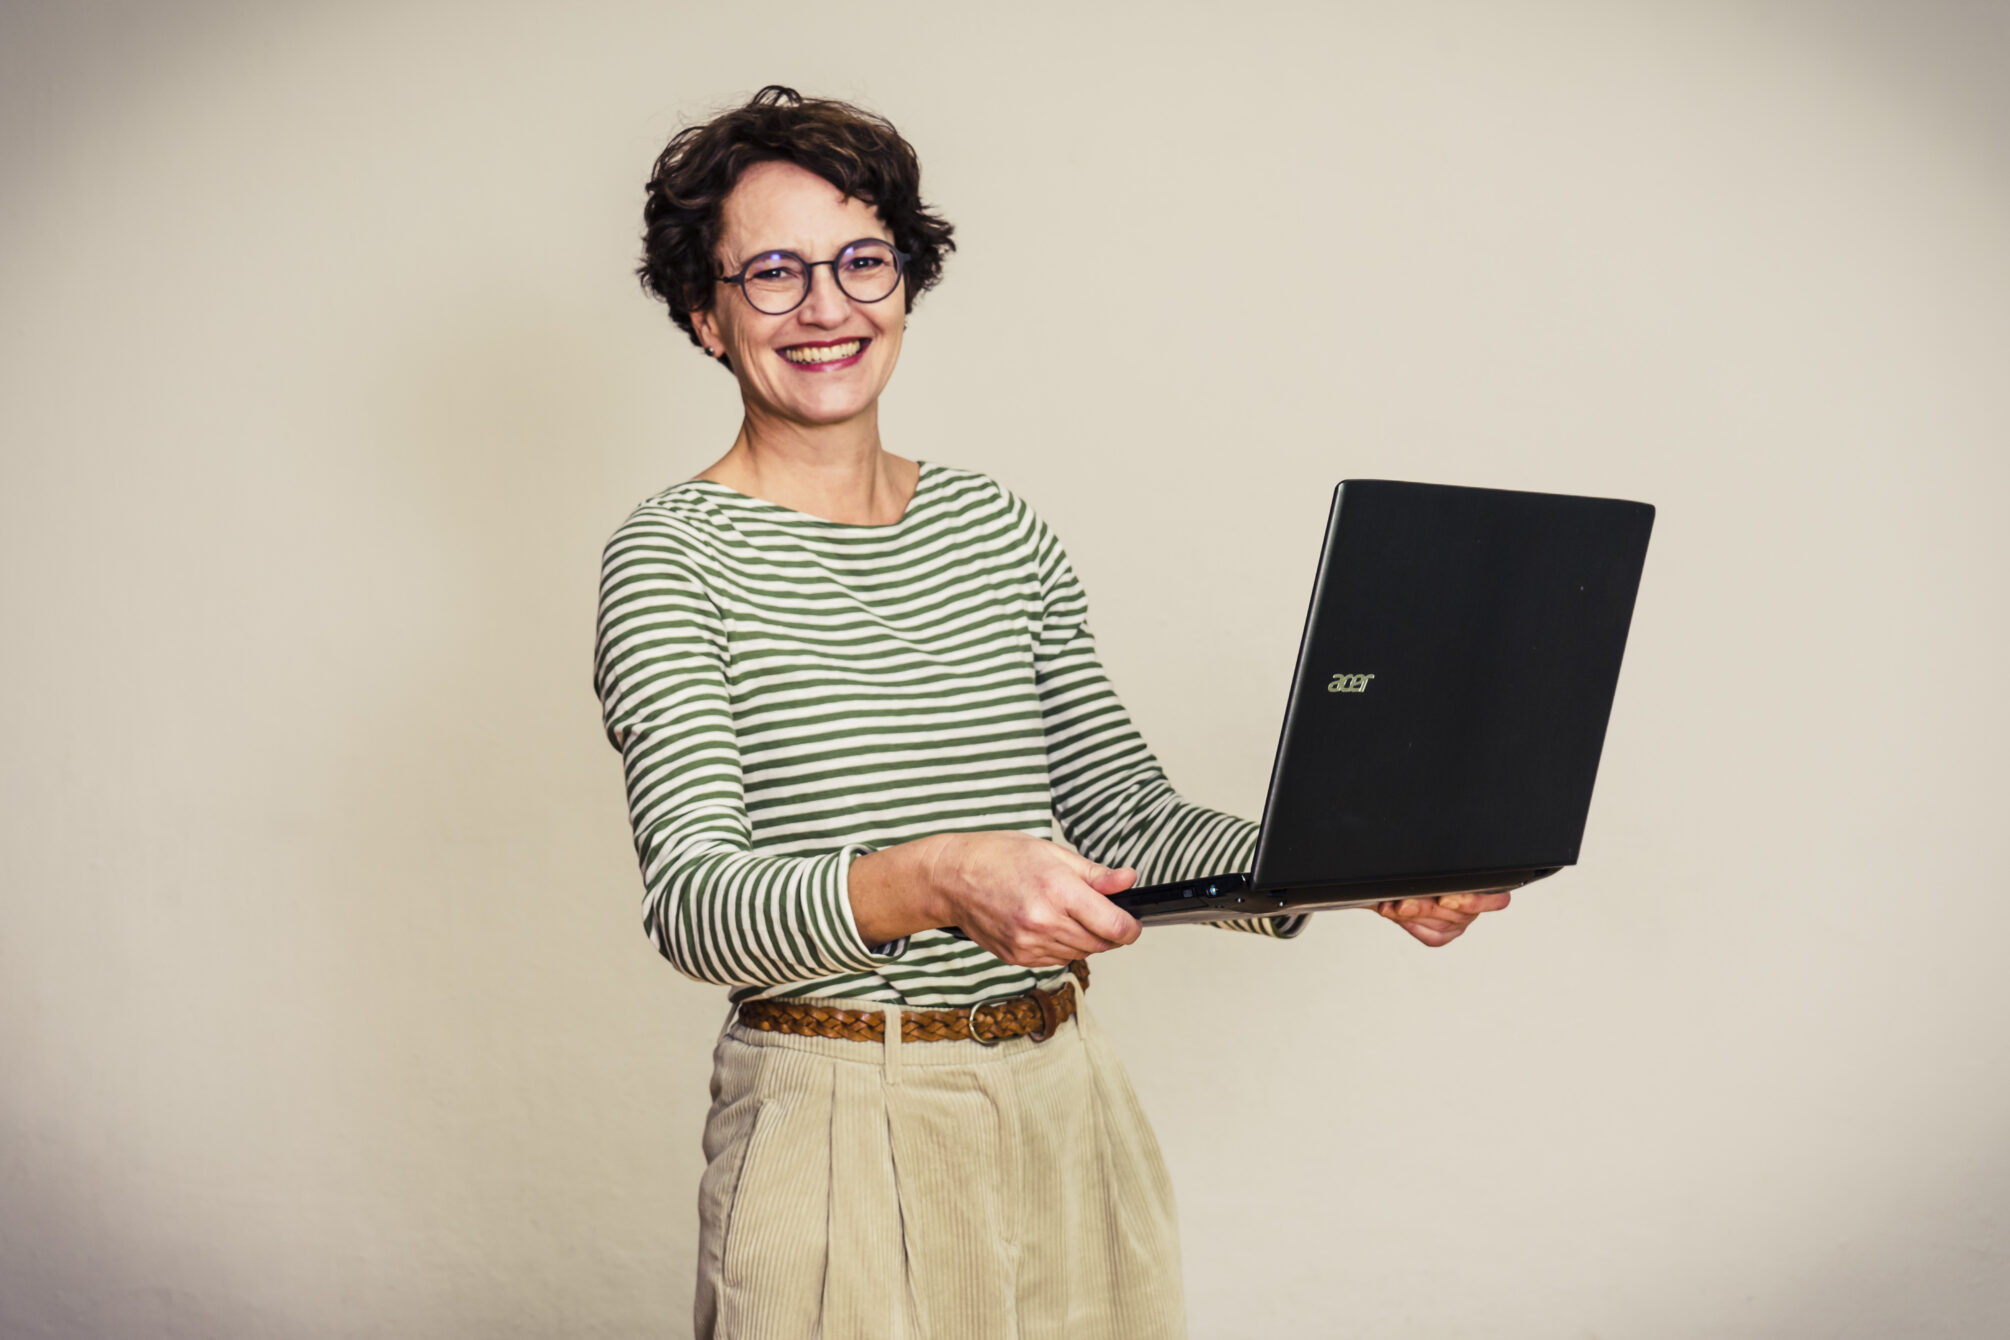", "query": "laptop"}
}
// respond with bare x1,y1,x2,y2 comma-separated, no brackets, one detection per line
1107,478,1655,926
